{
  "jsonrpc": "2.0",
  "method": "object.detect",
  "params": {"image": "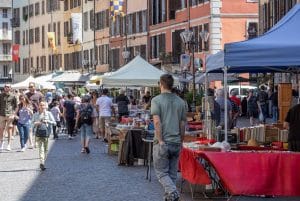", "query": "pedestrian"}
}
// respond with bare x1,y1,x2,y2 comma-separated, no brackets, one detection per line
96,89,113,141
270,85,278,122
15,94,33,152
215,88,232,129
0,84,17,151
50,101,62,139
257,85,269,123
284,103,300,152
90,91,101,139
116,88,129,122
63,94,76,139
247,89,258,126
151,74,186,201
229,90,241,128
26,82,43,149
76,96,93,154
32,101,56,170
